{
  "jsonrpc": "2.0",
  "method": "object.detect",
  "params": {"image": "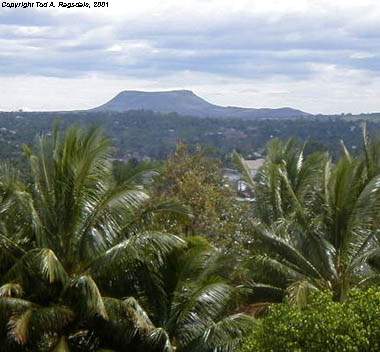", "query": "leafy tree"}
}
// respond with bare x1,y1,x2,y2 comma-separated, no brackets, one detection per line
239,288,380,352
151,143,250,249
